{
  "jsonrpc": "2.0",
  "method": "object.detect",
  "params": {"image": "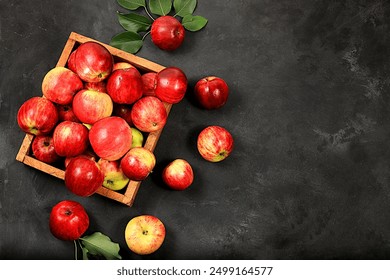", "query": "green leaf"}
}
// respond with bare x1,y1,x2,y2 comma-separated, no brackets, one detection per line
79,232,122,260
182,15,208,31
174,0,197,17
117,0,146,10
149,0,172,16
110,31,144,54
117,12,152,32
81,246,89,260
